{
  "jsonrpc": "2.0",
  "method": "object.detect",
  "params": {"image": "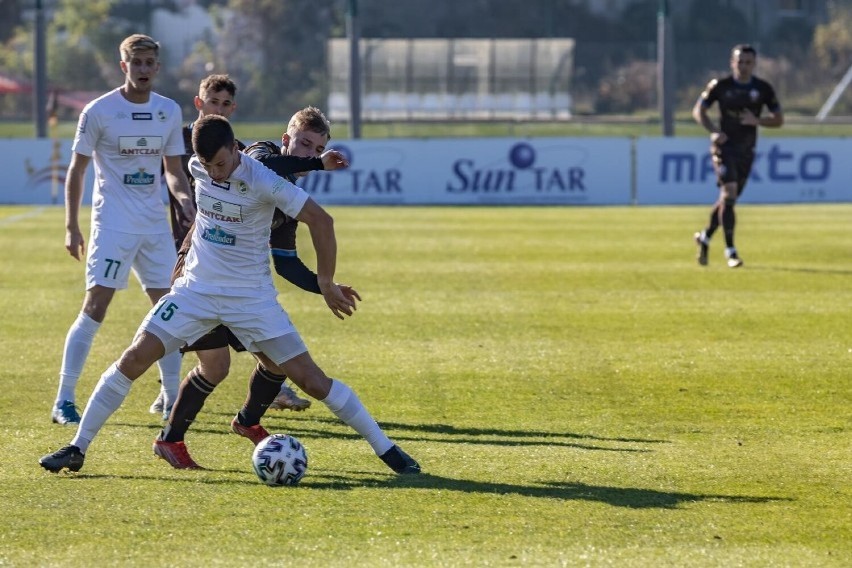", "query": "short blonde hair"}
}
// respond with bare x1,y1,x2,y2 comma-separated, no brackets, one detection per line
119,34,159,61
287,106,331,140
